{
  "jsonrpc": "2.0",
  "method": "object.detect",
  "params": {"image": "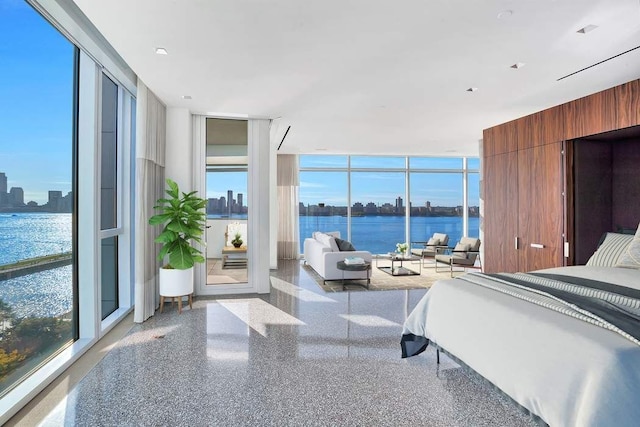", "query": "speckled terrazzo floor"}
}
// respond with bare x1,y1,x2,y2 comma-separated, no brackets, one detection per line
35,260,540,427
